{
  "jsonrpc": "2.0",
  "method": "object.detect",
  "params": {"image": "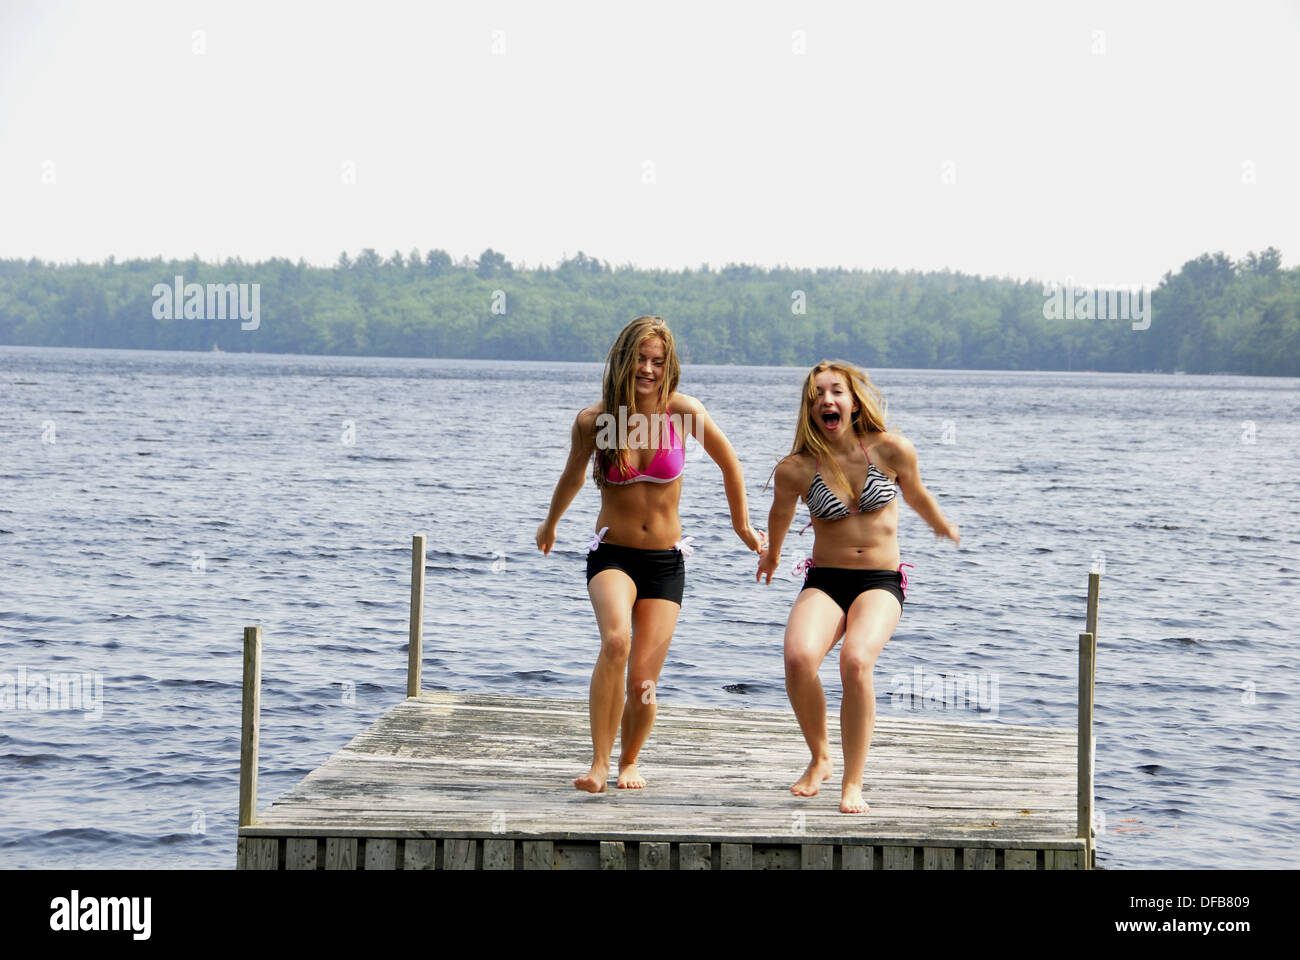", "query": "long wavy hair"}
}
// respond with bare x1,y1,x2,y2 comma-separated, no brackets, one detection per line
593,315,681,489
767,359,889,500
